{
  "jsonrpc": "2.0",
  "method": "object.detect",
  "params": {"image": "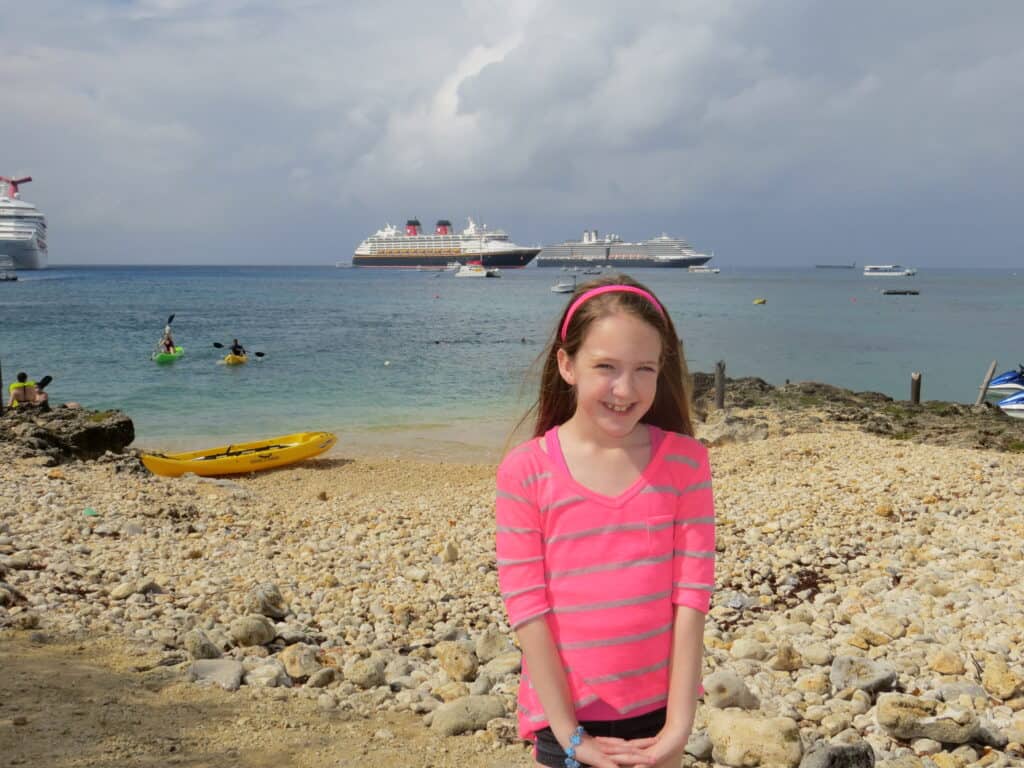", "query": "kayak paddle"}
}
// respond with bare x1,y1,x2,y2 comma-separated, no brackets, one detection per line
36,375,53,391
